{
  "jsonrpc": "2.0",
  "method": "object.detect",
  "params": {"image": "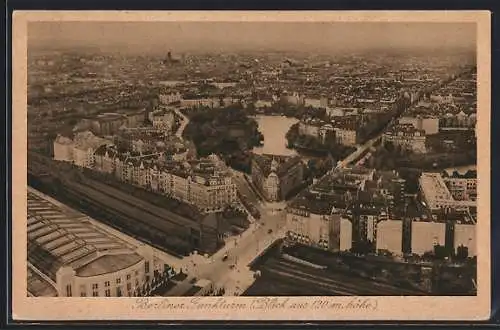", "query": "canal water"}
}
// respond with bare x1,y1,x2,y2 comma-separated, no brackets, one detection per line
252,115,299,157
